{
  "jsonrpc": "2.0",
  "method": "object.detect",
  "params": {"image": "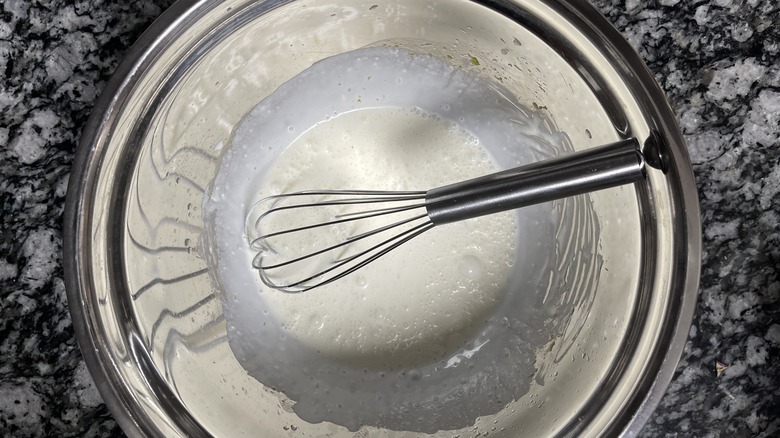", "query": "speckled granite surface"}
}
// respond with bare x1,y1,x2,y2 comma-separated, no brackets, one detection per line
0,0,777,436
